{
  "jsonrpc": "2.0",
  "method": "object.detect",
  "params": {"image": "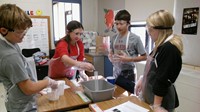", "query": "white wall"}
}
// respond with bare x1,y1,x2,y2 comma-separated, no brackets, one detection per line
82,0,98,31
125,0,174,22
174,0,200,66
